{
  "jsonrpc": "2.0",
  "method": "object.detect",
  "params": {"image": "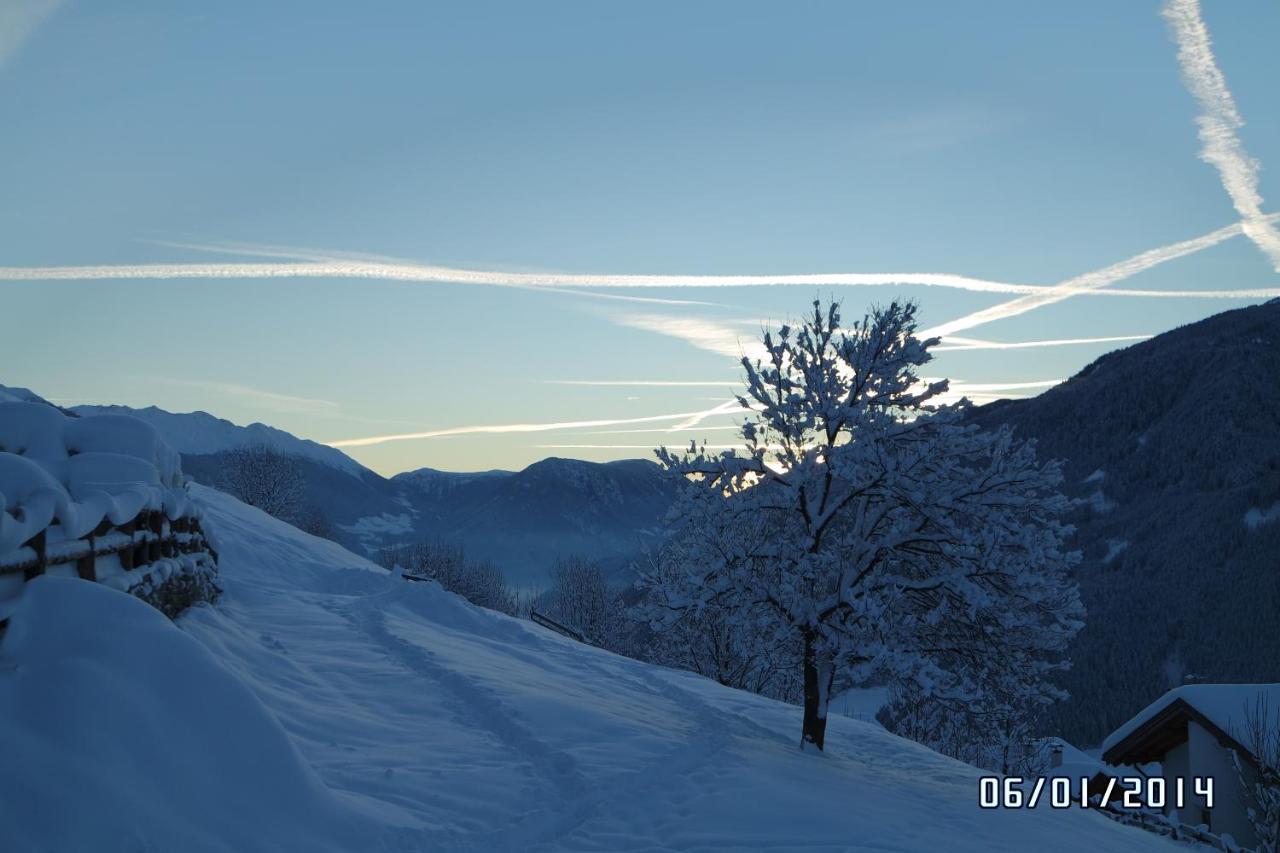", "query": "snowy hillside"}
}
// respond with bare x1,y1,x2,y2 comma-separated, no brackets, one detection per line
1,486,1186,852
72,403,370,477
0,383,72,414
